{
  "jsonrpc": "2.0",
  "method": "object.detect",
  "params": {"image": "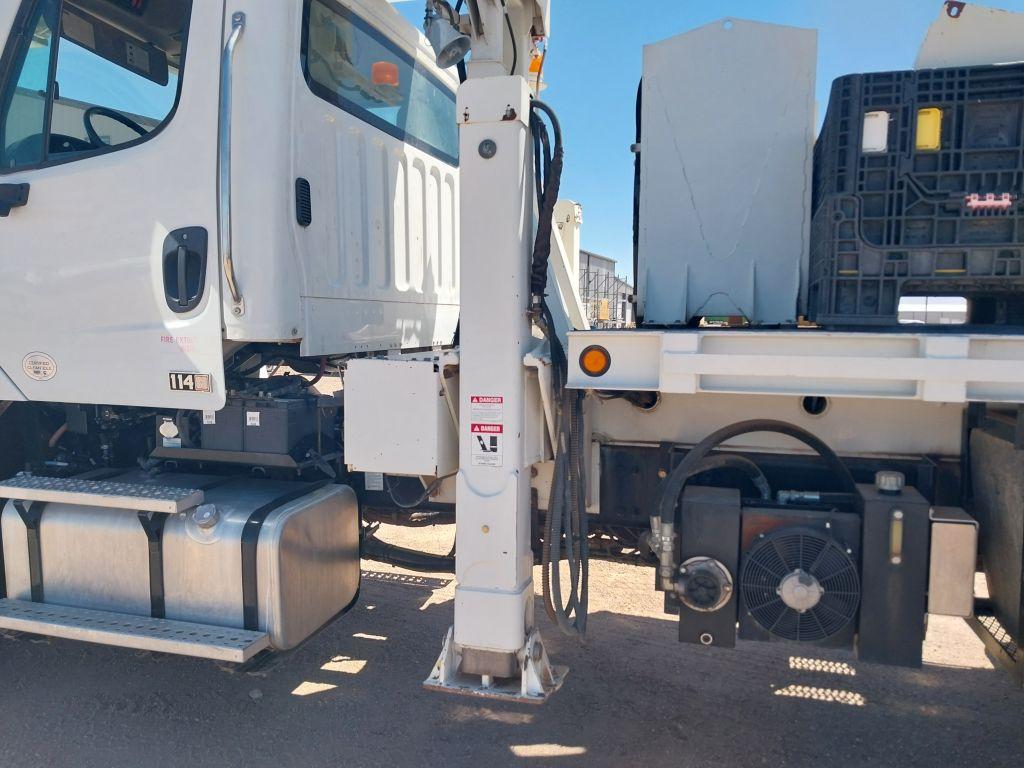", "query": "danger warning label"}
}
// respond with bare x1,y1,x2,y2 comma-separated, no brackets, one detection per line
471,423,504,467
470,395,504,424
